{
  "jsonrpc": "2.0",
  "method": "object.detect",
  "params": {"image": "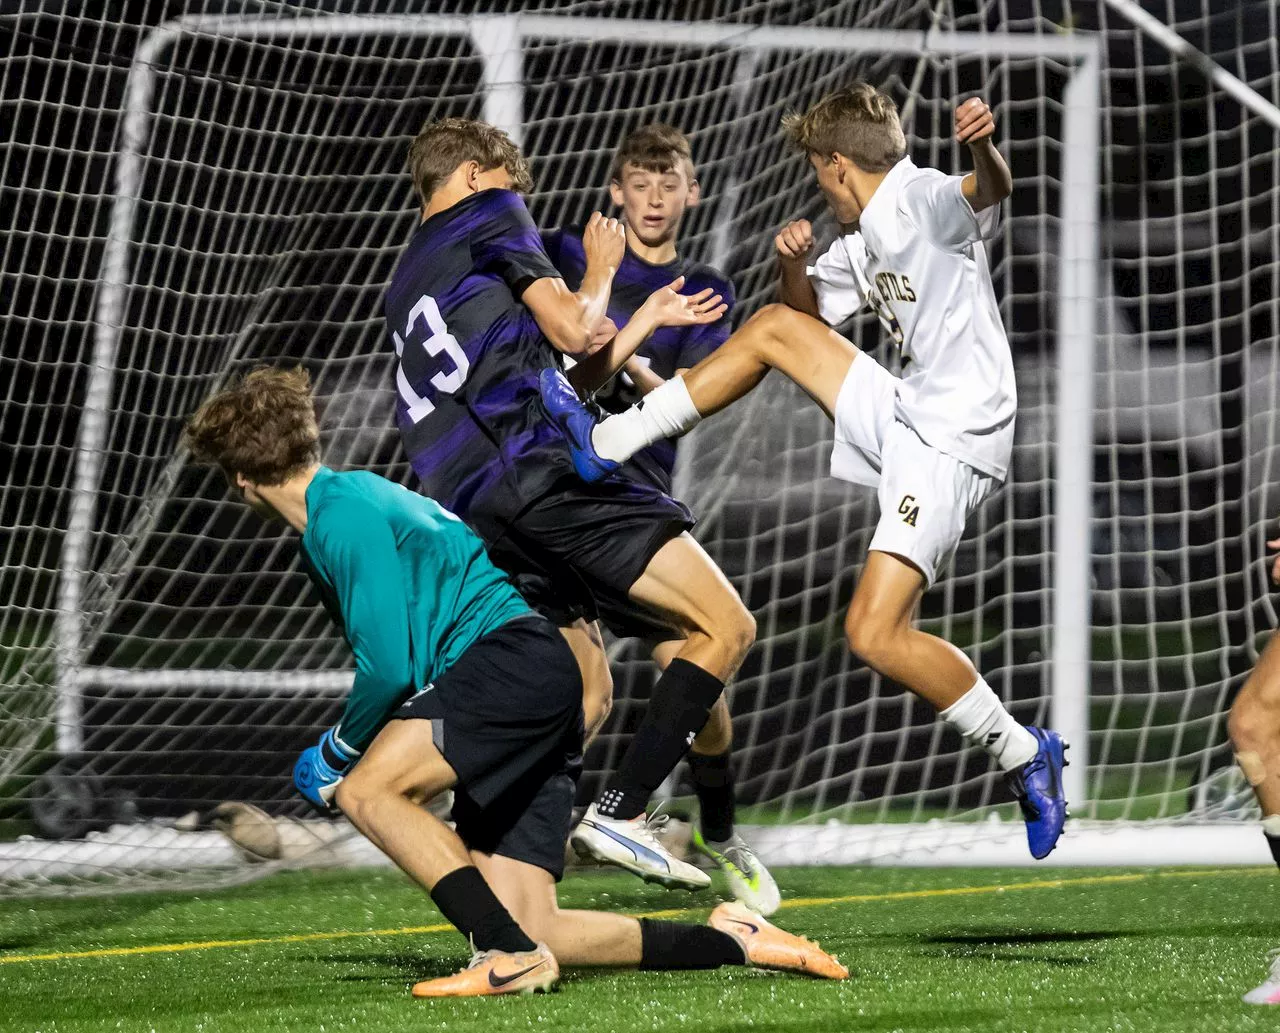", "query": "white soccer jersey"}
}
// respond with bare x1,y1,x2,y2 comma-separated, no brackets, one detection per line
806,156,1015,480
